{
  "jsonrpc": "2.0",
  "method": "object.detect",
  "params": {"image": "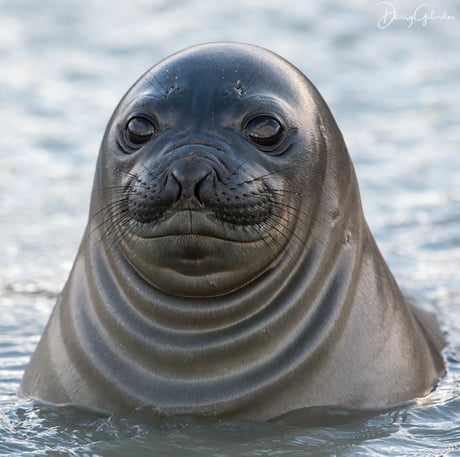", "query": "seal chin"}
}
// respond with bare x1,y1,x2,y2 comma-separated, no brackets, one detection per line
120,213,285,297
